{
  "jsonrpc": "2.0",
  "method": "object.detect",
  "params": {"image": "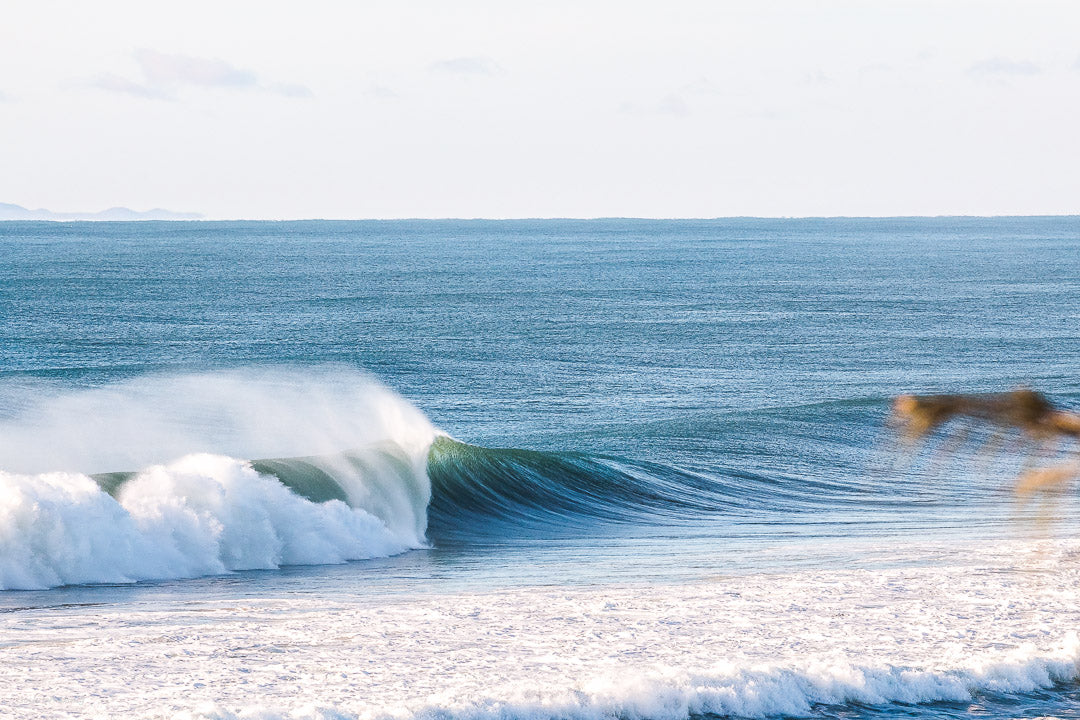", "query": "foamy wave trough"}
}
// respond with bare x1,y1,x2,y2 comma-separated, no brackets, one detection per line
184,635,1080,720
3,542,1078,719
